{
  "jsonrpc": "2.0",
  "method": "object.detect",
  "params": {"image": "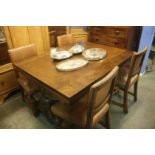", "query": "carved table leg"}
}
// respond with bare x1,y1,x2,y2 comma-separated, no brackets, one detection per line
38,96,59,125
